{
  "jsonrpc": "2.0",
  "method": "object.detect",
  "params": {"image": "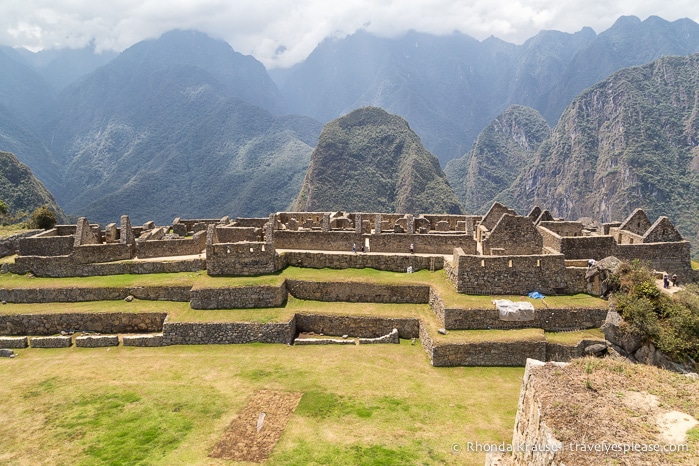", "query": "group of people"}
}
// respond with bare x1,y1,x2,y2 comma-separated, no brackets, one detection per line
352,243,369,254
663,273,679,289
